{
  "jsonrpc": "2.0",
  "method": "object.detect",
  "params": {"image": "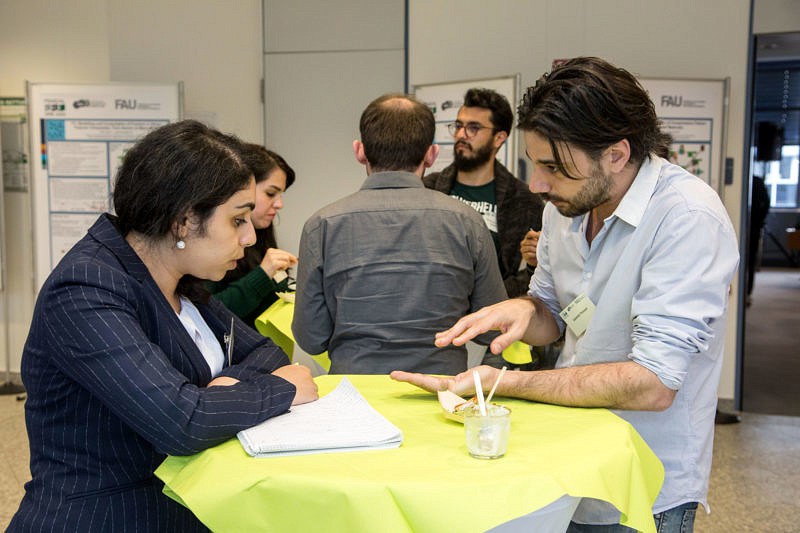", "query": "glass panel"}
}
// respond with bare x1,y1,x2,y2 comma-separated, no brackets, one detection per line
764,145,800,208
